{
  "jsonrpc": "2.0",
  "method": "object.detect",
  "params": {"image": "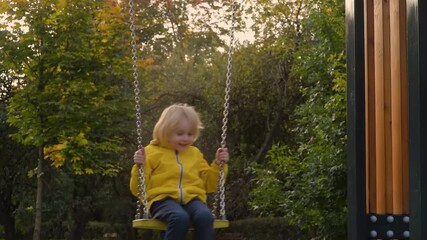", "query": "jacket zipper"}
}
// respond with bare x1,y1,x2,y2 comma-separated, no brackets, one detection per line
175,151,184,204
